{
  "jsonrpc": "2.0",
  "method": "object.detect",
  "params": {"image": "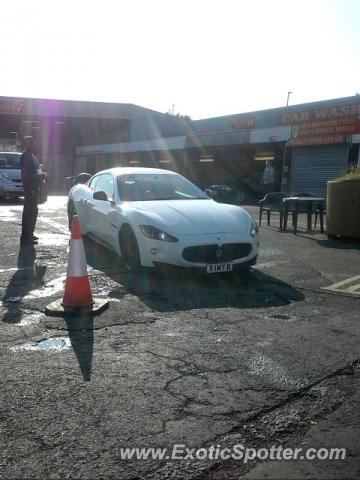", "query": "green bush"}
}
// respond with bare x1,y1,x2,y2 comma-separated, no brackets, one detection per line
333,166,360,183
